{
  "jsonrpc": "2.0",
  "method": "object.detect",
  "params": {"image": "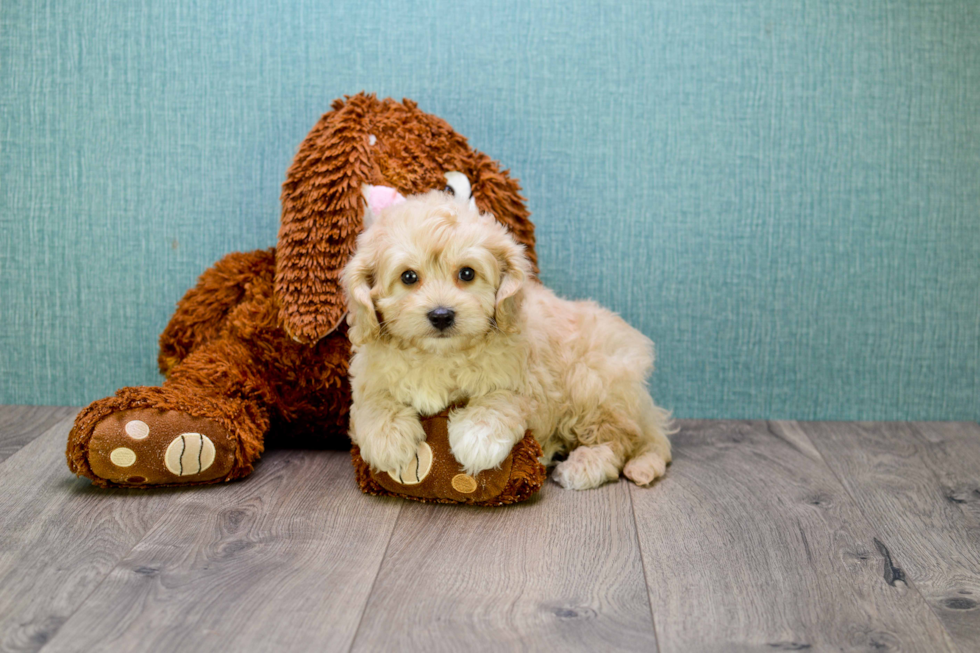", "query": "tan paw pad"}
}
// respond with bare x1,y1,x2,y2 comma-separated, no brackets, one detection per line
109,447,137,467
387,442,433,485
124,420,150,439
451,473,478,494
165,433,216,476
